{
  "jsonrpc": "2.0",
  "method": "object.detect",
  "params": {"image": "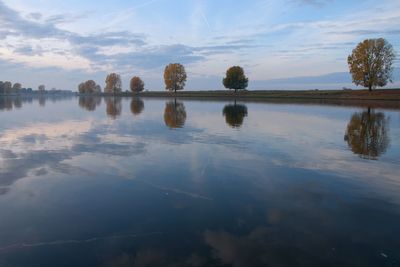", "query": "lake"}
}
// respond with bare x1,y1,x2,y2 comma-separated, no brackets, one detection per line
0,96,399,267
